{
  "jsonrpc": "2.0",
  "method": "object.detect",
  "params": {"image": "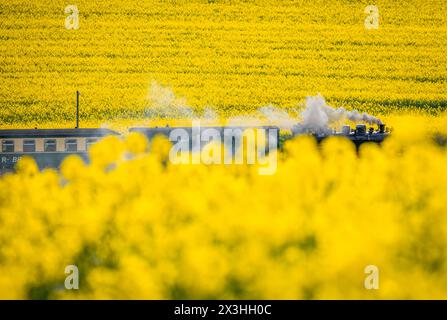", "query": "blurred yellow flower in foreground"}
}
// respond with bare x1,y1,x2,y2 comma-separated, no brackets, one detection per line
0,115,447,299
